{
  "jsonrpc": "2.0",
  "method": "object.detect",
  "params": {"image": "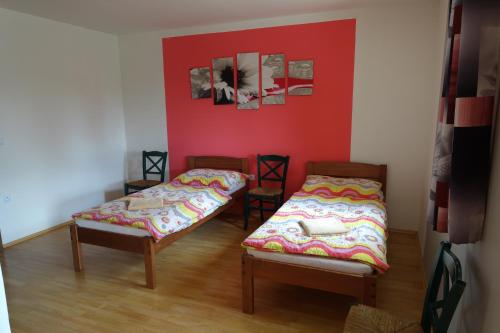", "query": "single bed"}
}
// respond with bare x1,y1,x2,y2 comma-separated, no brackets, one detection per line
241,161,387,313
70,156,249,289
